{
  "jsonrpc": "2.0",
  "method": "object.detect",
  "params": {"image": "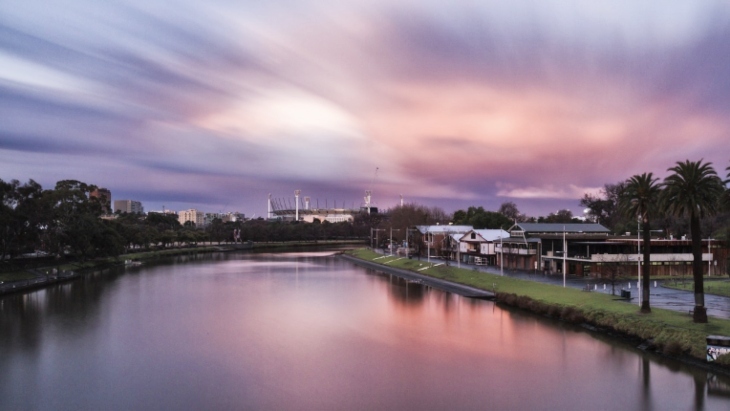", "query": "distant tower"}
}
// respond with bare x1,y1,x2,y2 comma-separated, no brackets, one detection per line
304,197,310,210
400,194,404,207
364,190,372,214
294,190,301,221
268,194,272,219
